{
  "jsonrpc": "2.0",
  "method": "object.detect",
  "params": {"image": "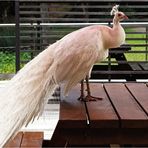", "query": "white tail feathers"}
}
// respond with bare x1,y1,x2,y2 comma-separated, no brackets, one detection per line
0,46,58,147
110,5,119,16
